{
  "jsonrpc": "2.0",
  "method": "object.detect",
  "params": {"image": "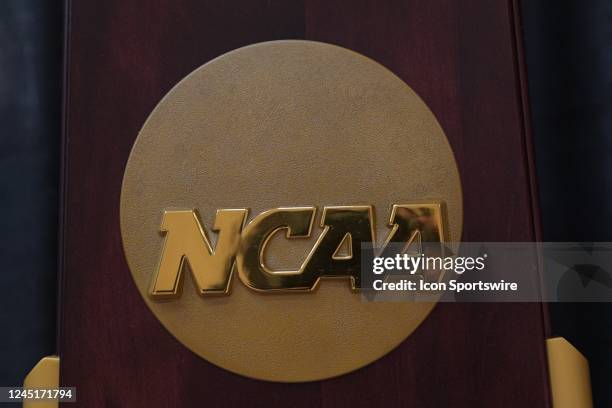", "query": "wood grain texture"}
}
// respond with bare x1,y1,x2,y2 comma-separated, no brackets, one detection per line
59,0,550,406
